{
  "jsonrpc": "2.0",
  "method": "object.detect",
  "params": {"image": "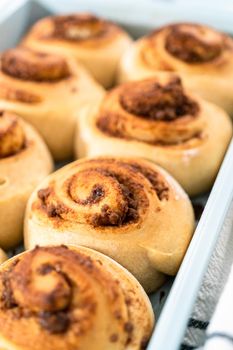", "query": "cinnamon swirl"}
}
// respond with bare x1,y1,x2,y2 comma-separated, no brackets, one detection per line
0,111,53,249
0,245,154,350
76,76,232,196
22,13,132,88
24,157,194,292
0,47,104,160
118,23,233,116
